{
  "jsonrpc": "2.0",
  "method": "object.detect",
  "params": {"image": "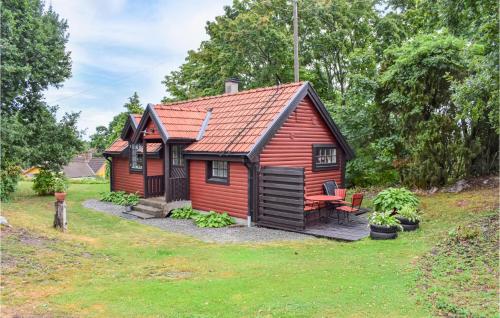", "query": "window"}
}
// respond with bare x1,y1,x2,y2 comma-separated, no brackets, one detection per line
313,144,338,171
172,145,183,167
130,143,143,171
206,161,229,184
